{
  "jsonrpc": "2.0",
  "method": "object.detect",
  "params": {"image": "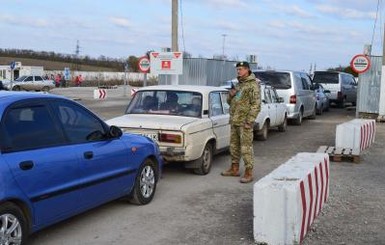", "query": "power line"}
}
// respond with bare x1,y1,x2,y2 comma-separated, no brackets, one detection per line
371,0,380,49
